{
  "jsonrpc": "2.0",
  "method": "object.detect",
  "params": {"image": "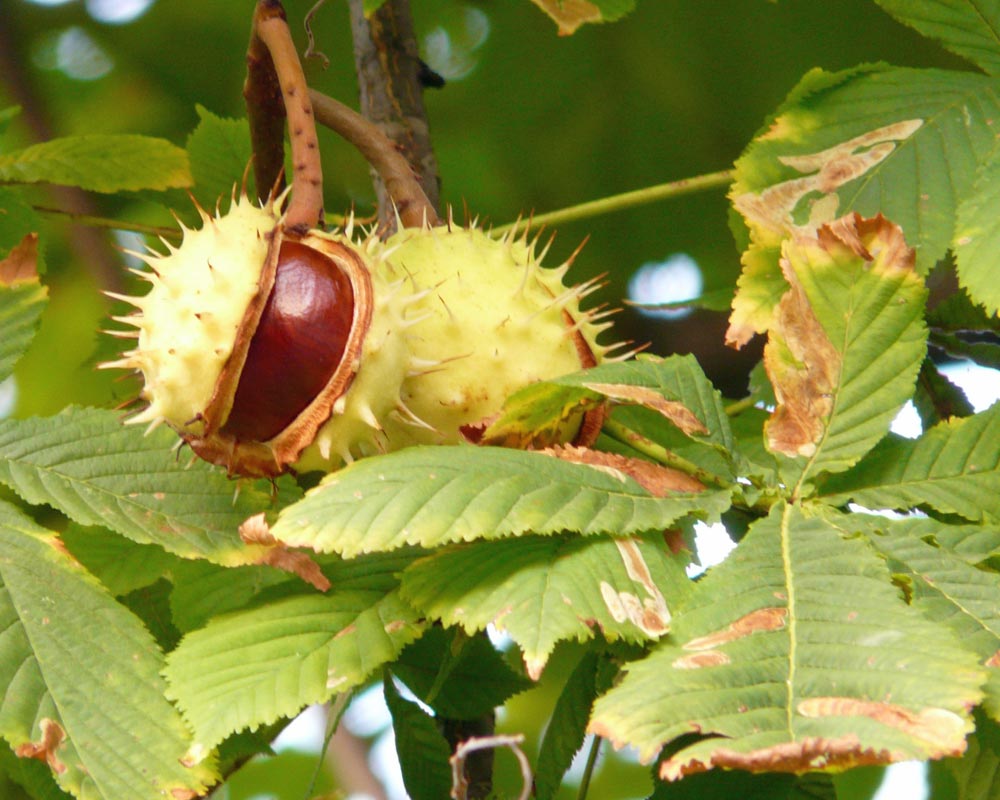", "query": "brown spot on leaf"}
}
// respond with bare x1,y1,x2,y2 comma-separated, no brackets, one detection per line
15,719,67,774
797,697,967,755
673,650,730,669
529,0,602,35
734,120,923,240
597,538,671,636
986,650,1000,668
542,444,704,495
240,512,330,591
582,383,708,436
660,734,897,780
171,791,199,800
0,233,40,286
683,607,787,651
